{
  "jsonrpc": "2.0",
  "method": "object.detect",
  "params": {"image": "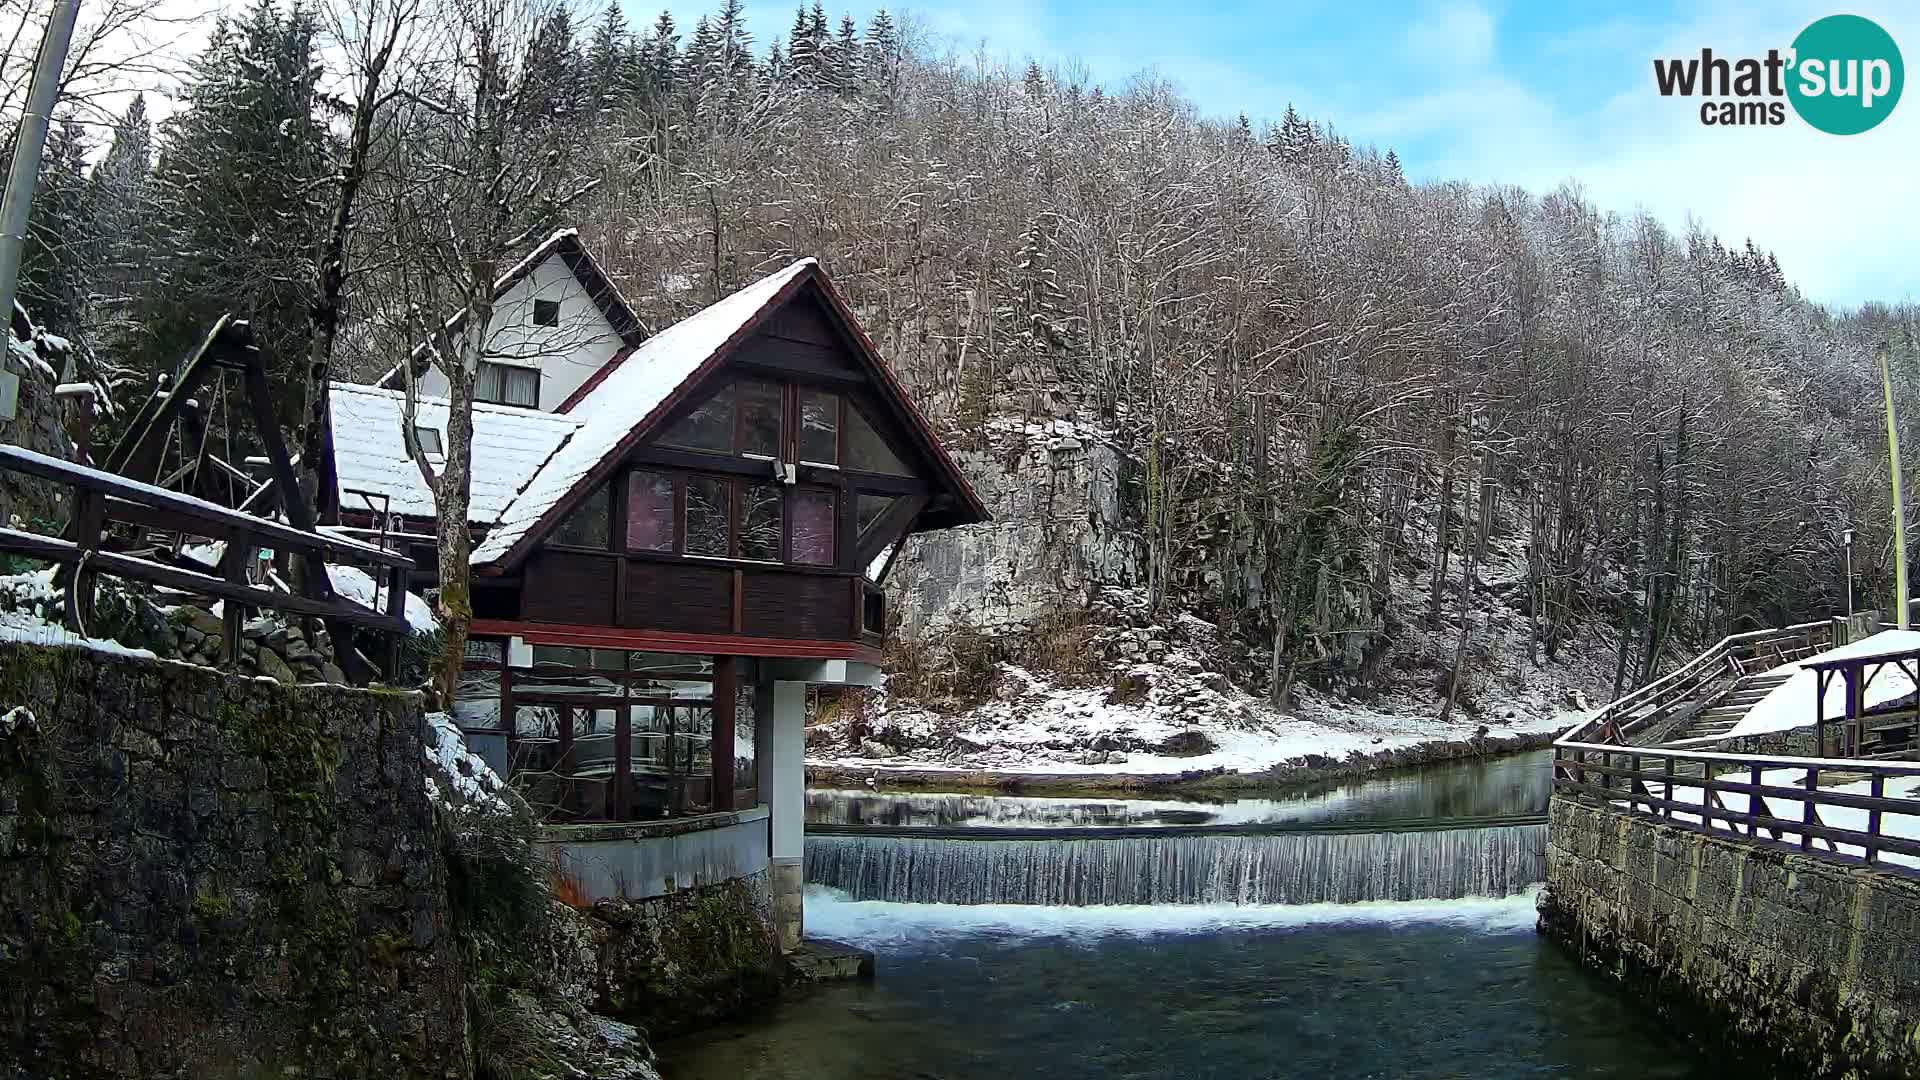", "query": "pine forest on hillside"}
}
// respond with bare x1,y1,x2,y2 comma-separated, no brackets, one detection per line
10,0,1920,716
